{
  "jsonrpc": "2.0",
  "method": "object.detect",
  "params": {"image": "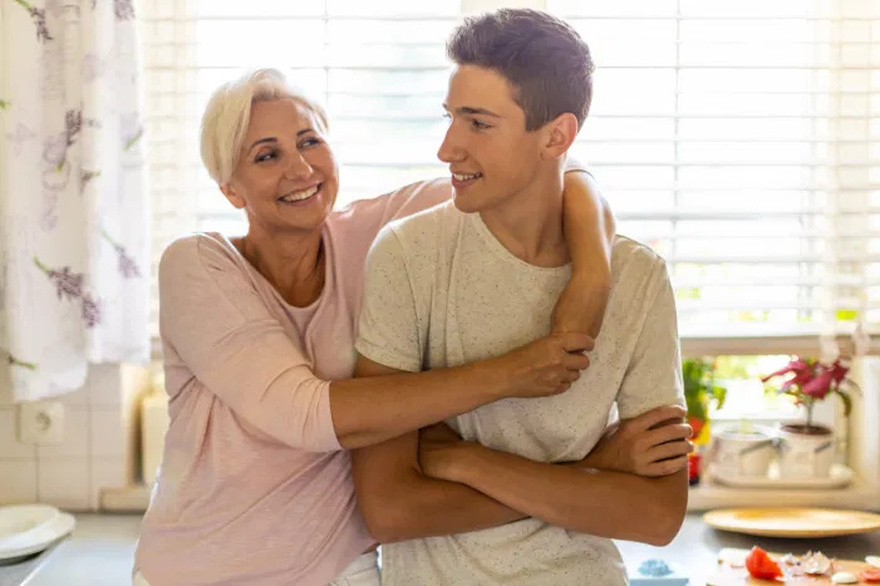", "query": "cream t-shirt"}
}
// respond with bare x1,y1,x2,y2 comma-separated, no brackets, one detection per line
357,201,685,586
